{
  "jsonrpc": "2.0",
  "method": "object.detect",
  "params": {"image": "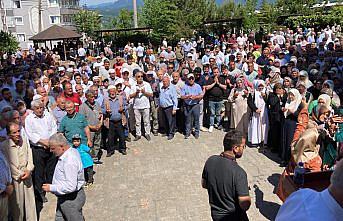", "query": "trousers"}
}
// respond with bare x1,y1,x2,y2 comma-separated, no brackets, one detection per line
134,108,151,136
55,188,86,221
184,104,200,136
209,100,224,126
161,106,176,136
108,120,126,153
